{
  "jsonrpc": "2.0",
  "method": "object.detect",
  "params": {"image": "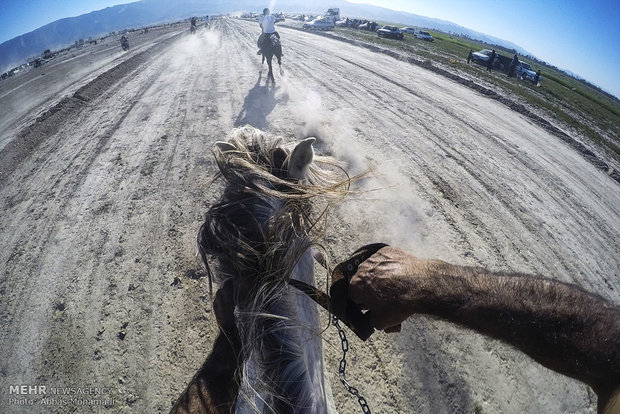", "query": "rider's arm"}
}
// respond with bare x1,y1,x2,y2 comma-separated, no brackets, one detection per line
349,247,620,411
